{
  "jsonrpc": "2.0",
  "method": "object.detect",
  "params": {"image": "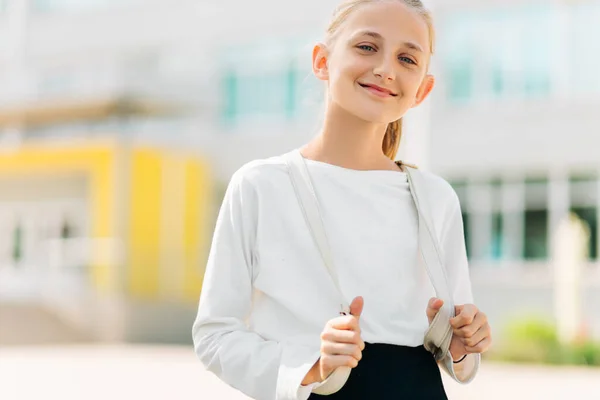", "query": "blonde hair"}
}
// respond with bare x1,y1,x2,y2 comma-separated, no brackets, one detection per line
325,0,435,160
